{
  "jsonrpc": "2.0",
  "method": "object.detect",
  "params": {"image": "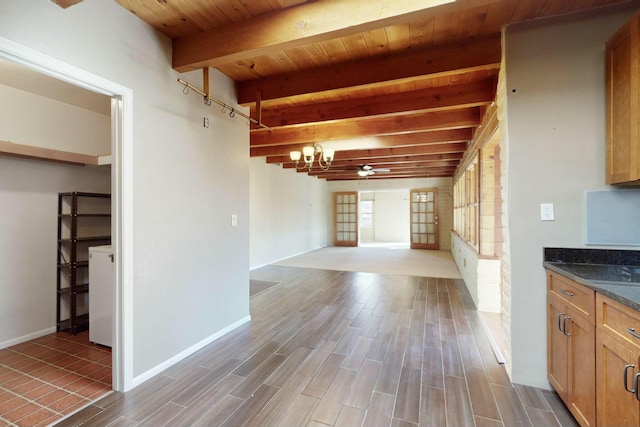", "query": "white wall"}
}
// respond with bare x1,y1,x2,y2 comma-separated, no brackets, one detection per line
0,0,250,381
328,177,453,250
0,82,111,347
0,83,110,155
504,4,639,388
451,233,501,313
373,190,410,242
0,158,110,346
249,158,328,269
